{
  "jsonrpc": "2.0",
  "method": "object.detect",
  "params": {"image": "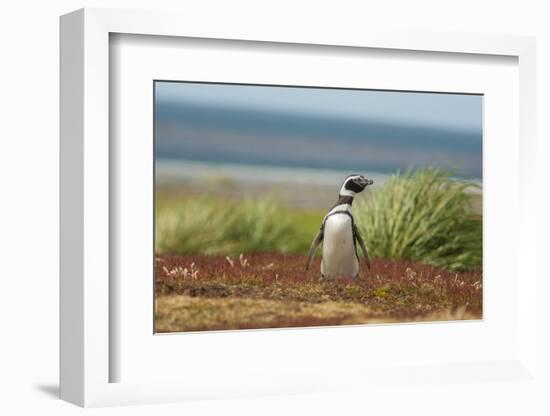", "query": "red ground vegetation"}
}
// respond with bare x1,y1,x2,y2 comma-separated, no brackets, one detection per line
155,253,482,333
